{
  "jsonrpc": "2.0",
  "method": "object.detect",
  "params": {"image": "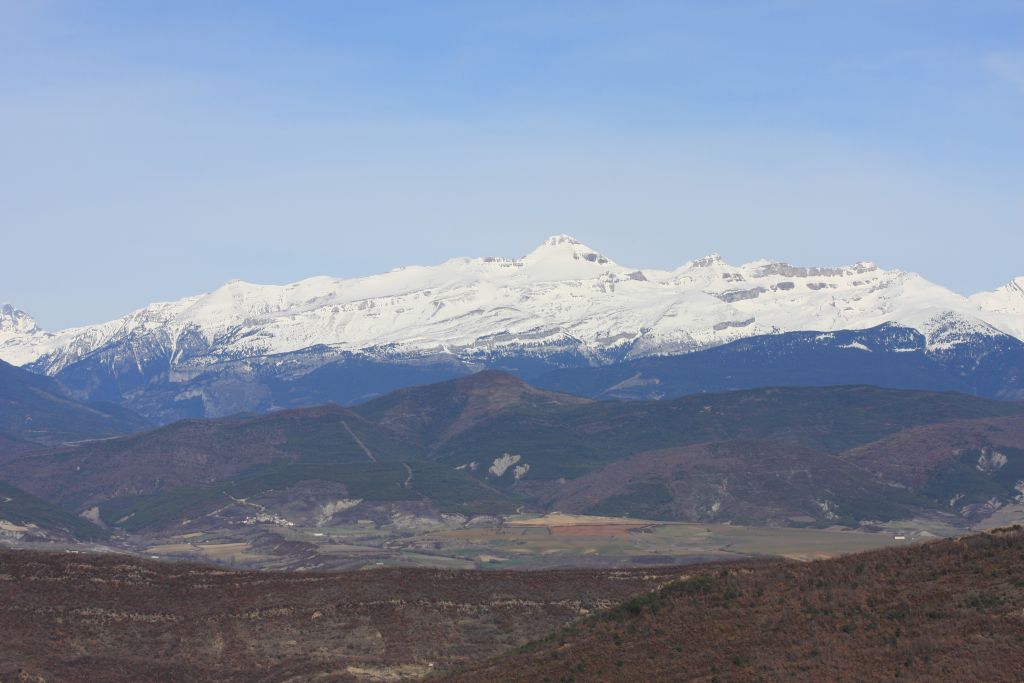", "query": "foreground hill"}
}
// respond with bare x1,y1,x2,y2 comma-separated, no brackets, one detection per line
0,549,677,682
2,529,1022,682
0,359,149,446
442,527,1024,682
